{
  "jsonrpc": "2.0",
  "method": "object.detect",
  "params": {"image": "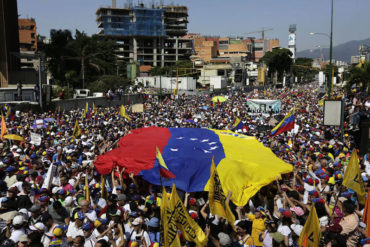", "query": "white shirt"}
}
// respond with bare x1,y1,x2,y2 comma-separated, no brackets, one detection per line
262,230,273,247
130,230,151,247
84,234,97,247
277,225,293,246
10,229,25,243
93,229,109,242
66,222,84,239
